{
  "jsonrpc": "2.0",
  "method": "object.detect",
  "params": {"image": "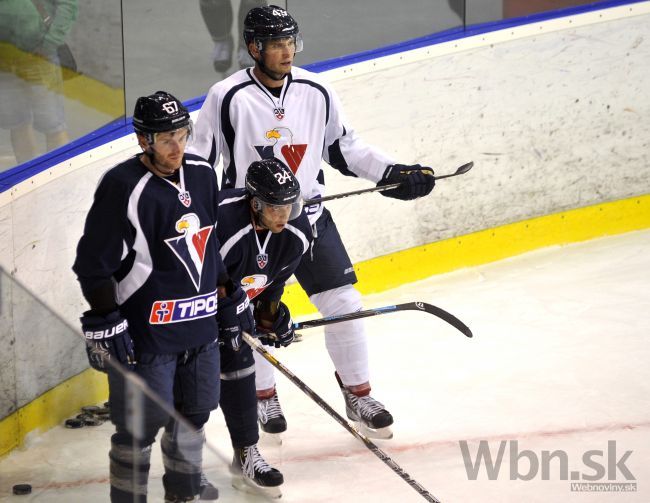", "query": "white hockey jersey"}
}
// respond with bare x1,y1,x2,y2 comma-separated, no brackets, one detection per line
188,66,394,223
